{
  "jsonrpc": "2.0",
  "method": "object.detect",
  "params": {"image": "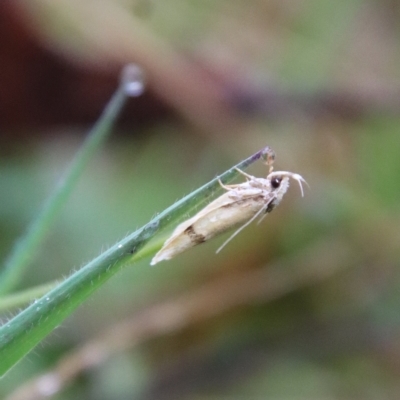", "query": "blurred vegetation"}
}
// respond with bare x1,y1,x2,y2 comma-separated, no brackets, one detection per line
1,0,400,399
